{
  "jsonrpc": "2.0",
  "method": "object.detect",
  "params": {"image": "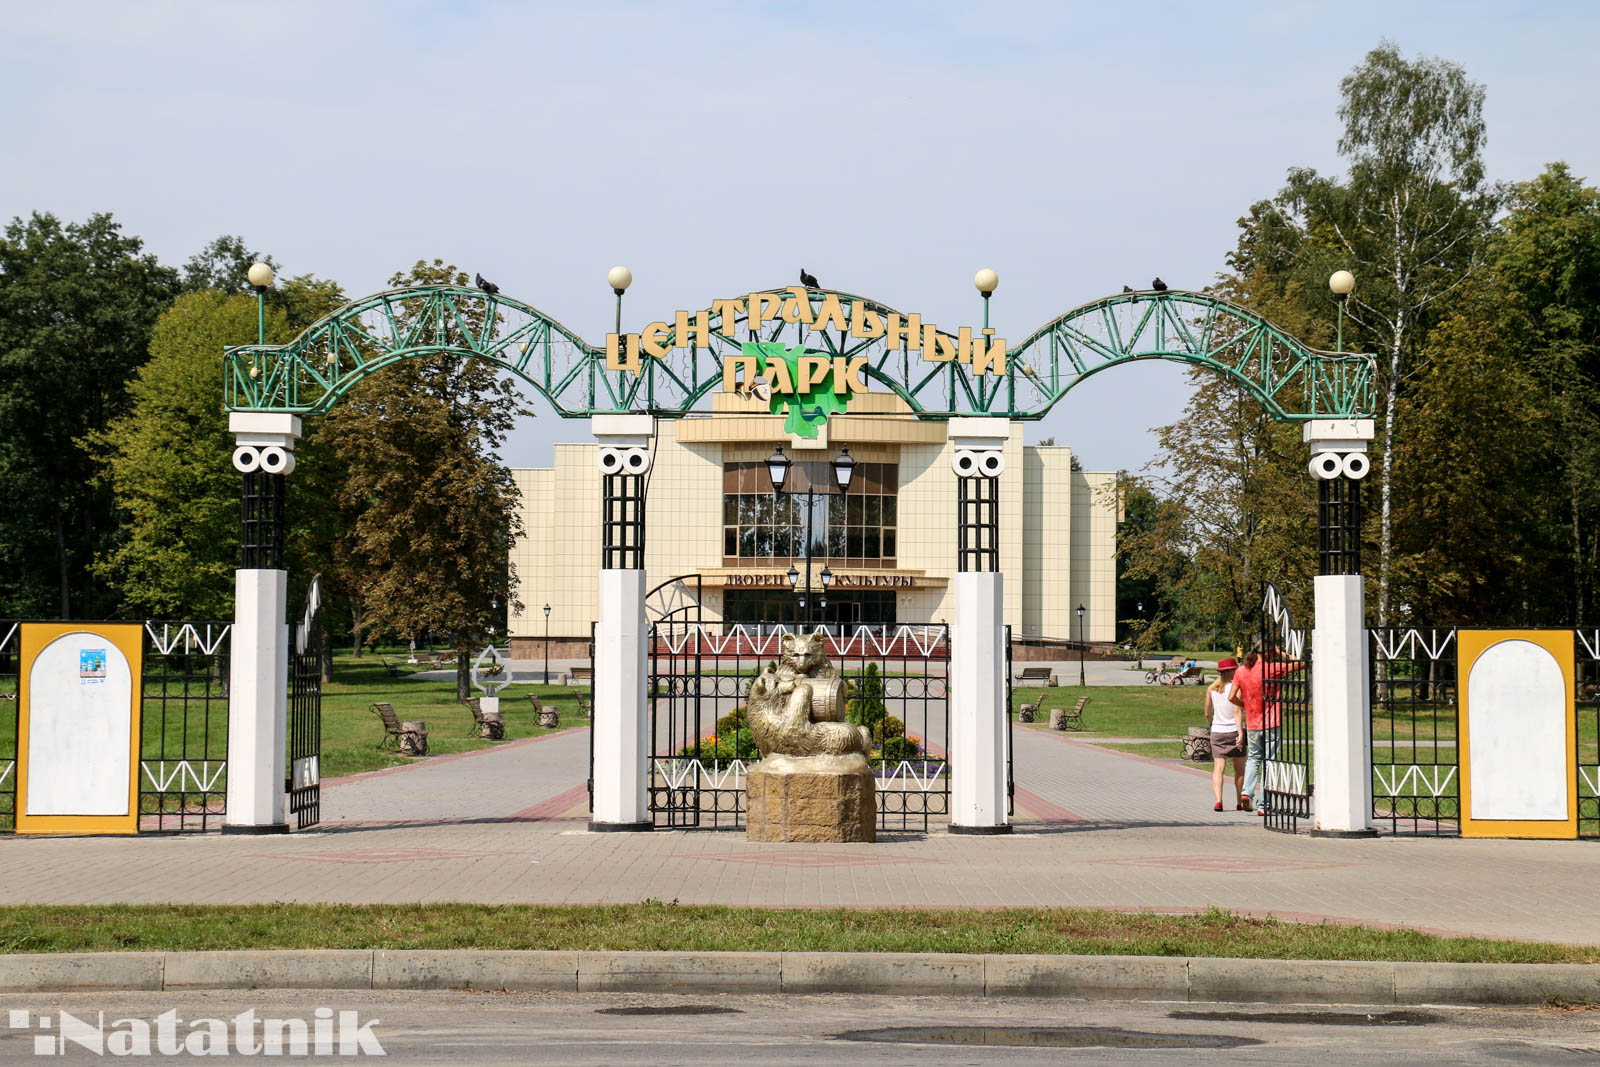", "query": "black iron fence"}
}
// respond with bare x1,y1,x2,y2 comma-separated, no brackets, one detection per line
1580,629,1599,839
1369,628,1459,836
140,622,231,832
0,623,17,832
645,623,950,831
